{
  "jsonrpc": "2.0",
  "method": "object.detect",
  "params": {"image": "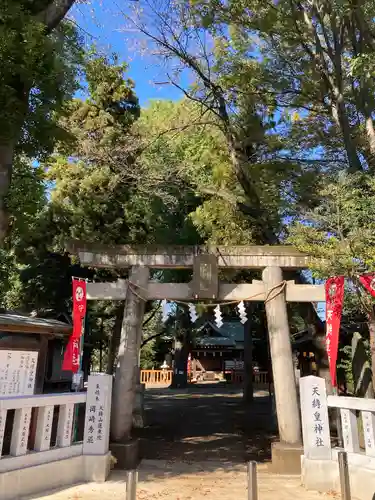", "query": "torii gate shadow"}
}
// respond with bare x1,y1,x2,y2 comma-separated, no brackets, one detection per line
134,382,277,464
